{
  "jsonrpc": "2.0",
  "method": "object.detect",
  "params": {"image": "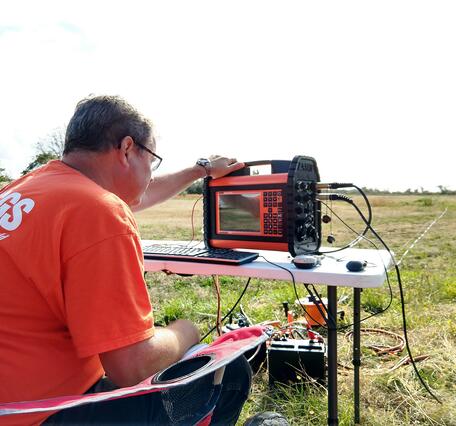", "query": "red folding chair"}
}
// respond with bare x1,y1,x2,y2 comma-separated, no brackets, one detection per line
0,326,268,425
